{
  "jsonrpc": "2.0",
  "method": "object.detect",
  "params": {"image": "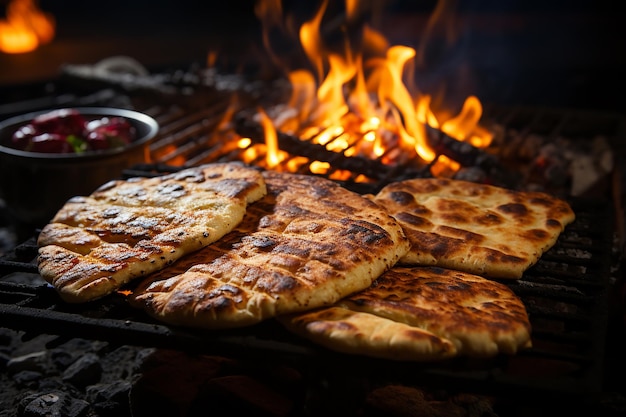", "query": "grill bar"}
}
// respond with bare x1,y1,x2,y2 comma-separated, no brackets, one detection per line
0,193,613,403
